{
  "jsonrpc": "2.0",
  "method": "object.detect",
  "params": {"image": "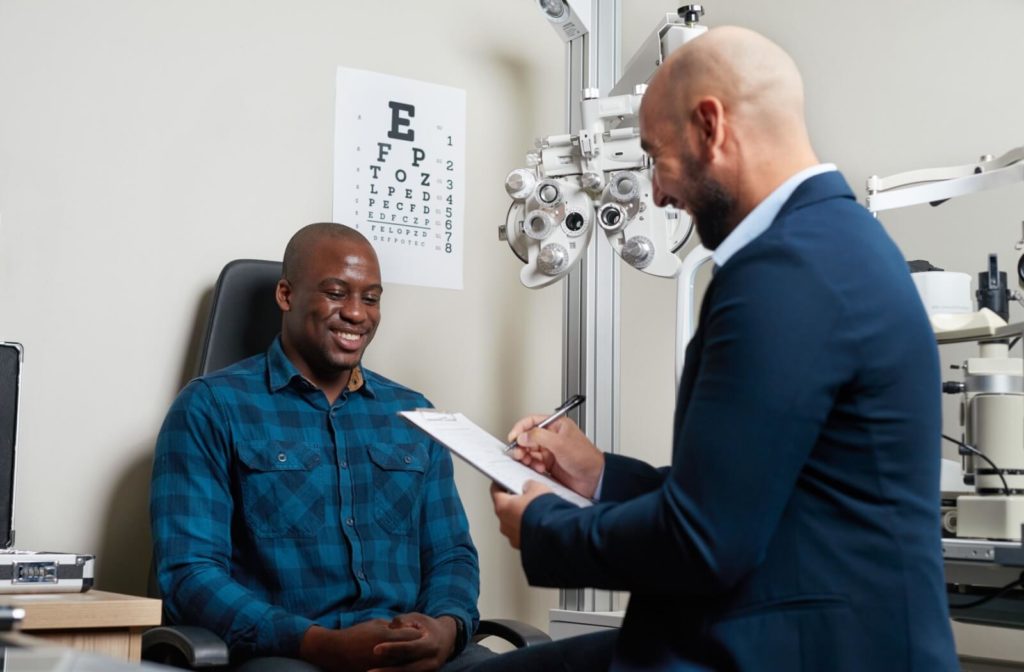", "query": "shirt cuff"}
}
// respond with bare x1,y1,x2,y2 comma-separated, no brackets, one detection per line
593,465,606,501
265,613,317,658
